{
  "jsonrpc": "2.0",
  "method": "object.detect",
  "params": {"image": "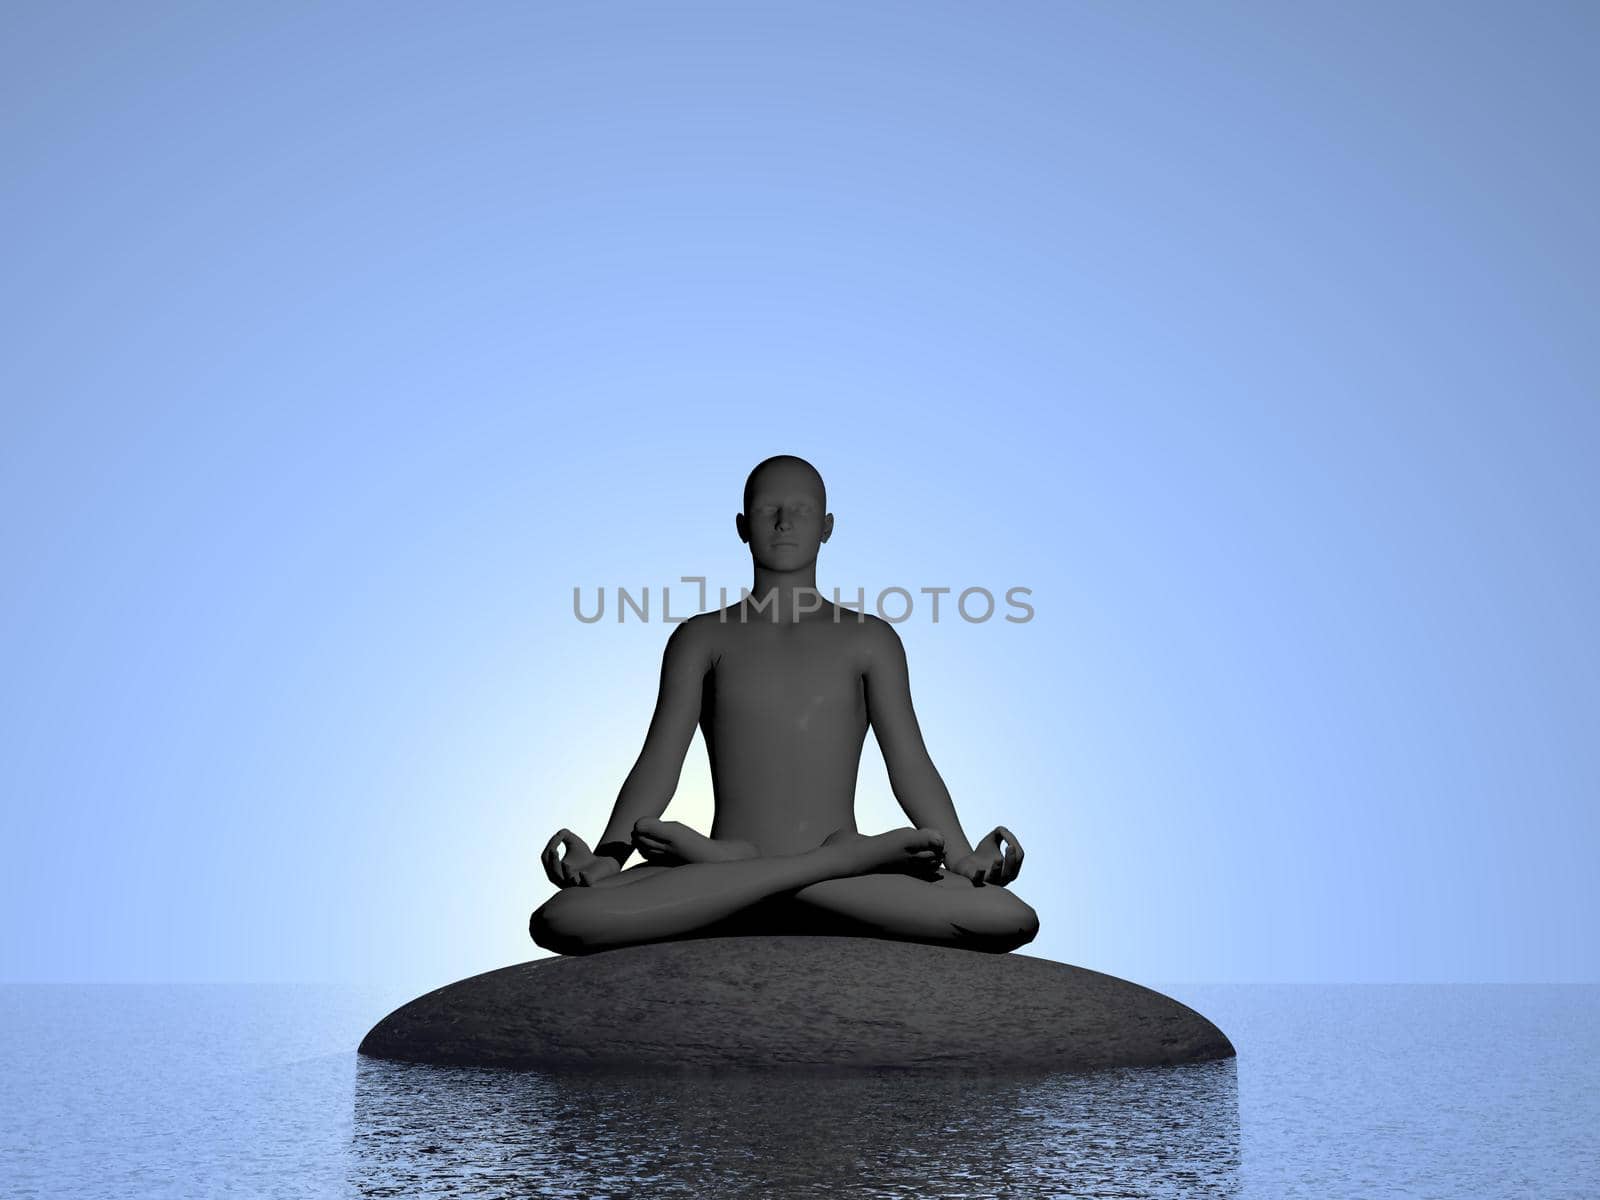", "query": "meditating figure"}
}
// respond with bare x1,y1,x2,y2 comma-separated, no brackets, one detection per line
532,455,1038,955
